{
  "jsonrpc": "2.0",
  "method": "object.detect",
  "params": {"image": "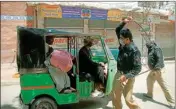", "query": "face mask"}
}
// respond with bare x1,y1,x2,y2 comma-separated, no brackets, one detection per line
119,39,125,46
